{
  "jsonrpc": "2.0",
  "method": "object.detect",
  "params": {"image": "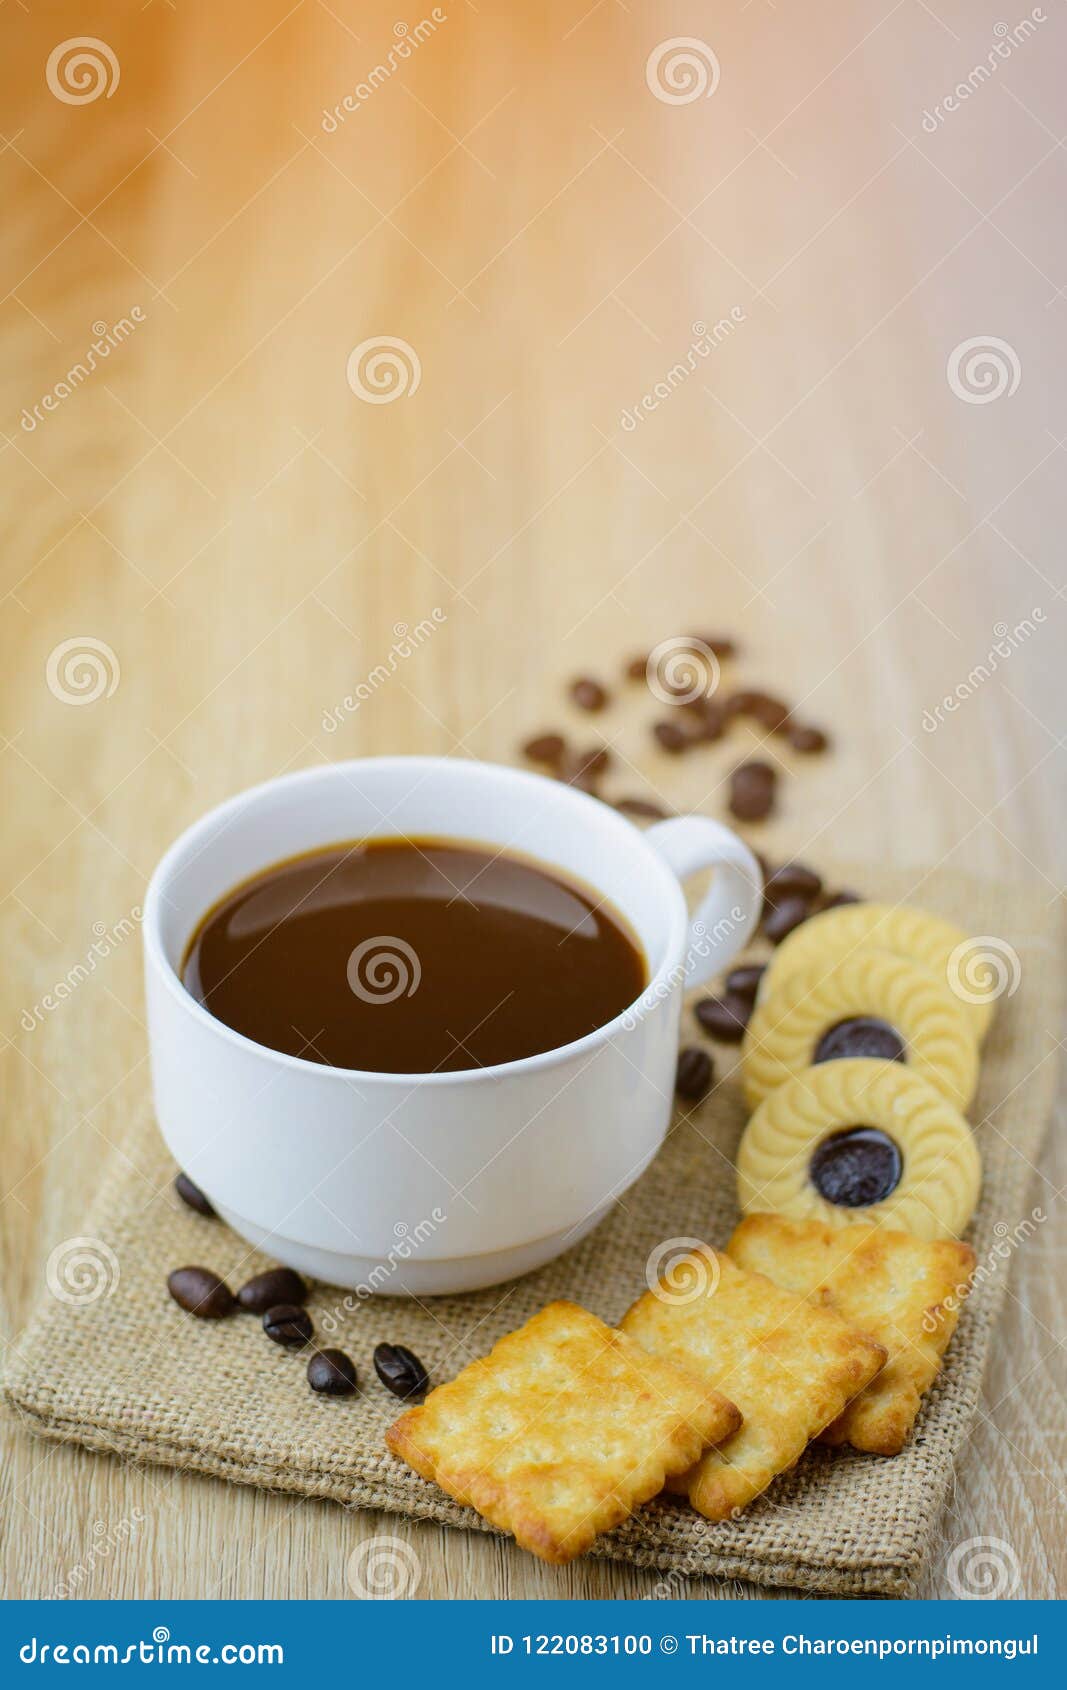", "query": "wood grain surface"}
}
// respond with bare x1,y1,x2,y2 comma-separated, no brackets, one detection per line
1,1,1063,1600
